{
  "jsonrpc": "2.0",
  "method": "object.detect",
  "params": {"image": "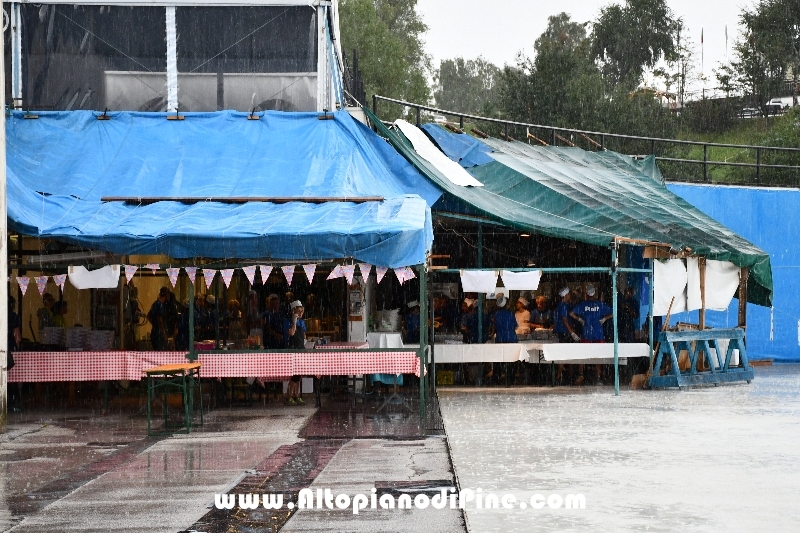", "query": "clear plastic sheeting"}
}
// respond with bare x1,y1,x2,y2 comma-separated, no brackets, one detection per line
6,109,440,265
15,4,319,112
